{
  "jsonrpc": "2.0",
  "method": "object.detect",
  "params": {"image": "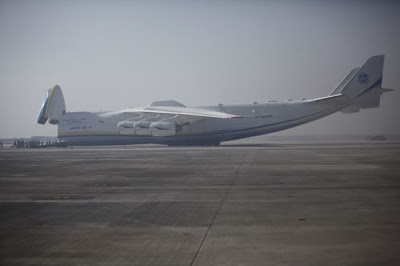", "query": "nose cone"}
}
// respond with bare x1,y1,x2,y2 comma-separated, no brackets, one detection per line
37,88,51,124
37,85,66,125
